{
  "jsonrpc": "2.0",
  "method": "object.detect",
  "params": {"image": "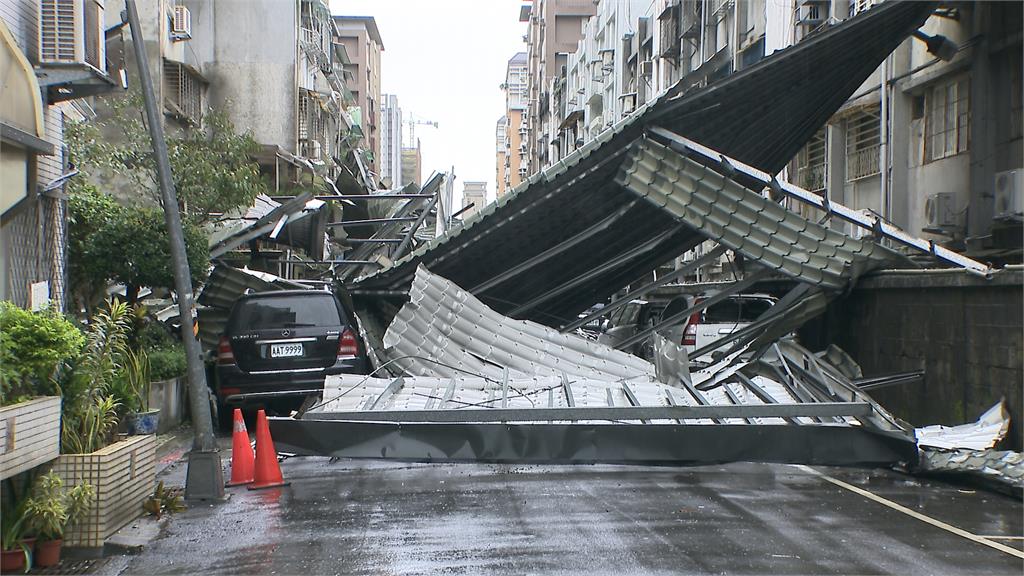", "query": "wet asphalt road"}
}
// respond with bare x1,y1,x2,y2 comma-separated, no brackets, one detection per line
106,449,1022,576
